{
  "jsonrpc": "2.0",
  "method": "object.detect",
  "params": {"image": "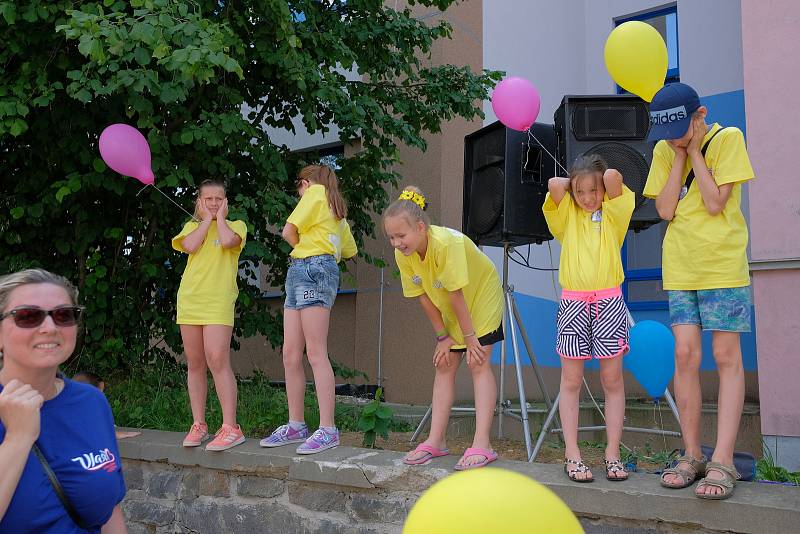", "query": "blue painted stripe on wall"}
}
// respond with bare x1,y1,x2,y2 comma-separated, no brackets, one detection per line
701,89,746,136
491,293,757,371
